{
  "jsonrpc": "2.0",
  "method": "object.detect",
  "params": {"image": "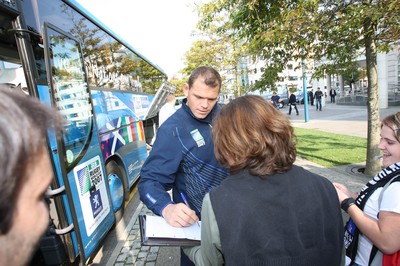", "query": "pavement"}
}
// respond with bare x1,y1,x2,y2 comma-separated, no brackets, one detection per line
93,102,399,266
